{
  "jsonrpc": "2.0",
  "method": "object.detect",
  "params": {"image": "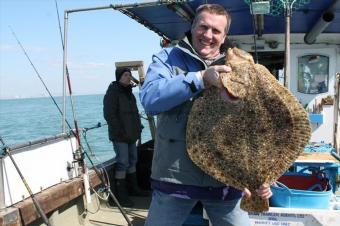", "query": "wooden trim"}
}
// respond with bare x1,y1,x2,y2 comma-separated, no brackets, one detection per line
4,170,102,225
0,207,21,226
